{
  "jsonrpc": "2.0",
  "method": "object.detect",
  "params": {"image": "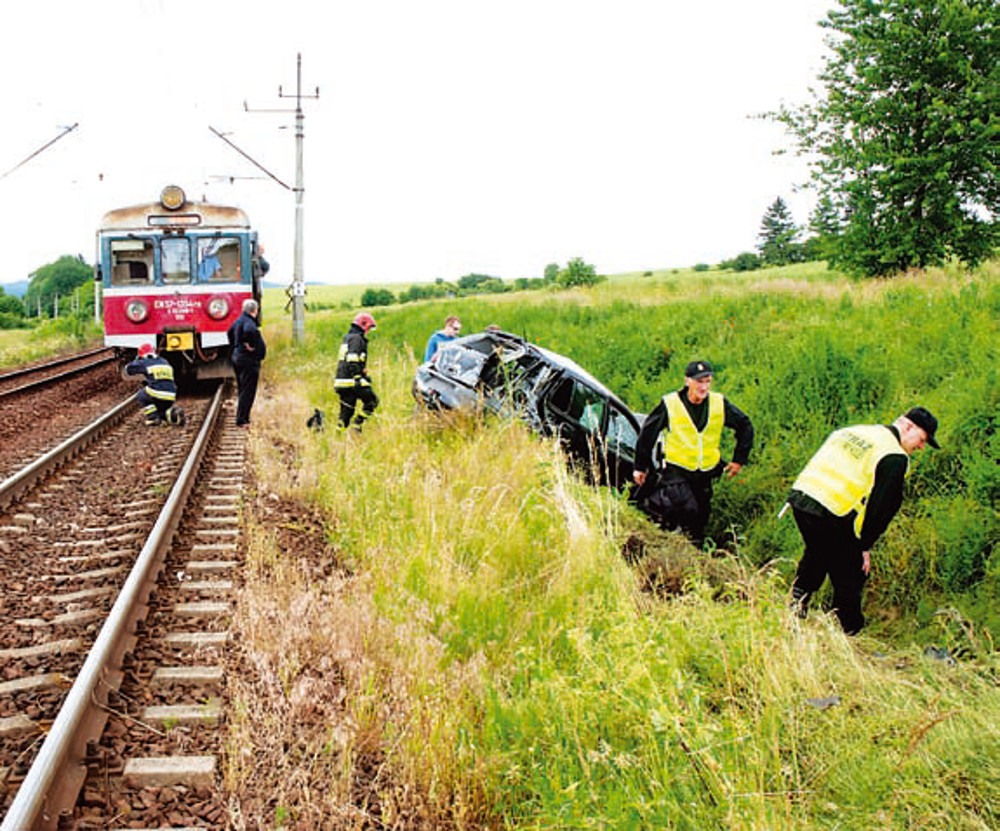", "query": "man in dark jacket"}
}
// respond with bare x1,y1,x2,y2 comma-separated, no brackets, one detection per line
632,360,754,545
335,312,379,429
228,298,266,428
786,406,939,634
125,343,180,426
